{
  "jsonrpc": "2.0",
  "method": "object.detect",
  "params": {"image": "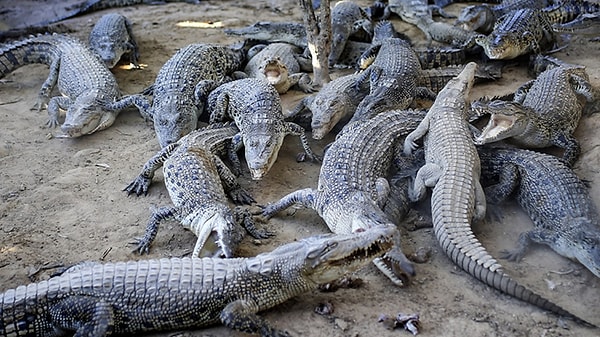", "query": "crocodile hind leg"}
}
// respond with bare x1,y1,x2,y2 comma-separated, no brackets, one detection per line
285,122,322,162
553,133,580,167
499,228,556,262
221,300,290,337
409,163,442,202
214,155,255,205
261,188,317,219
134,206,178,254
233,206,274,239
50,296,115,336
